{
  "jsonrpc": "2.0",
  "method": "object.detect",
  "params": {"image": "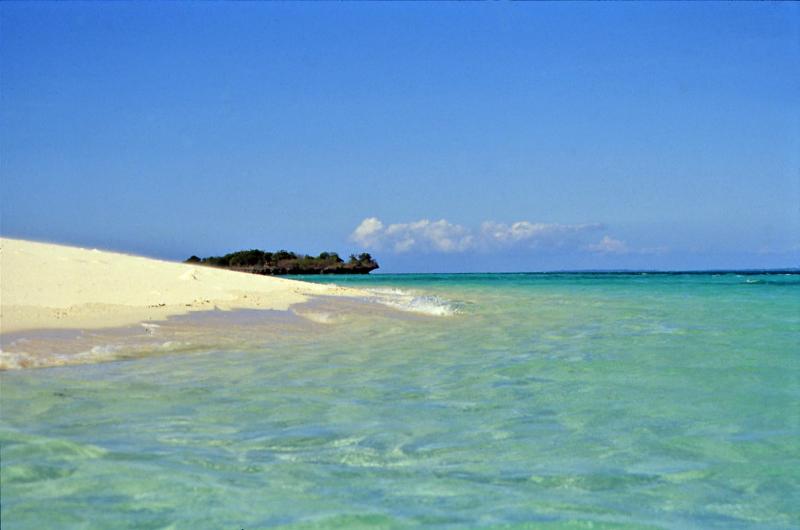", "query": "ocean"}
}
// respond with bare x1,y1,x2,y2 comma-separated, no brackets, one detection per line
1,272,798,529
